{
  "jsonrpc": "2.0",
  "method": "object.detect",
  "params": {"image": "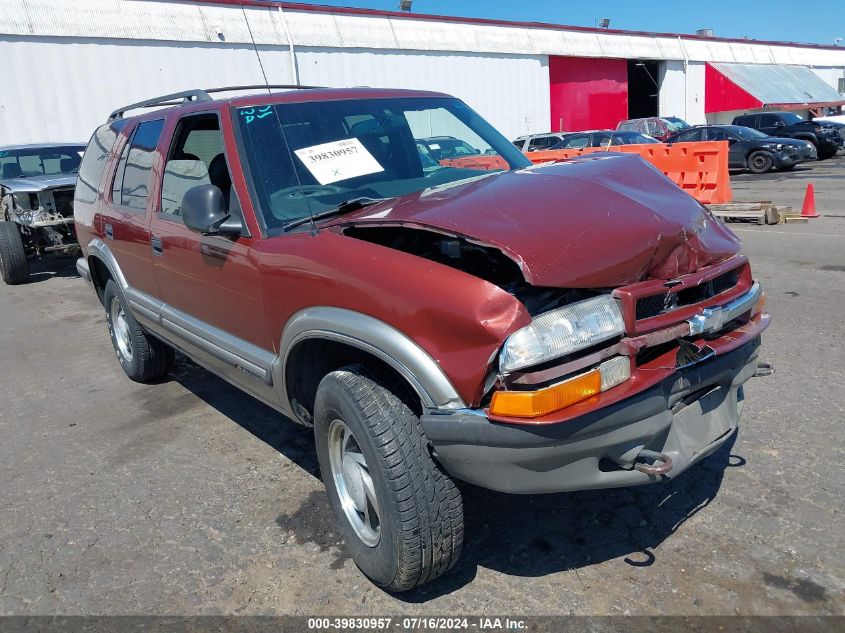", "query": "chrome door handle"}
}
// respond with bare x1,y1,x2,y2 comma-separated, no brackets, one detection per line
151,236,164,257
